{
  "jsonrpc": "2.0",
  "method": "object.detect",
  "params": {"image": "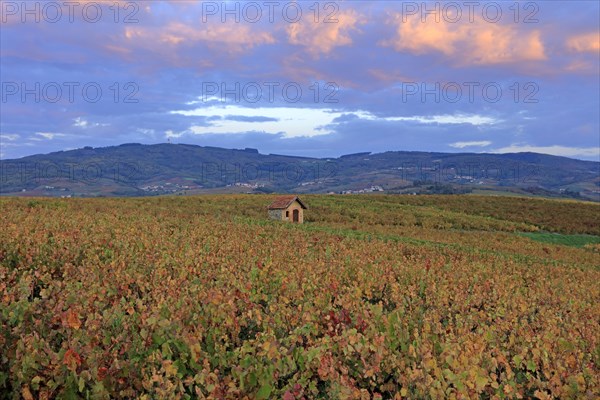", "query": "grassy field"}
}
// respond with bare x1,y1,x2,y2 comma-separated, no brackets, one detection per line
518,233,600,248
1,195,599,399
